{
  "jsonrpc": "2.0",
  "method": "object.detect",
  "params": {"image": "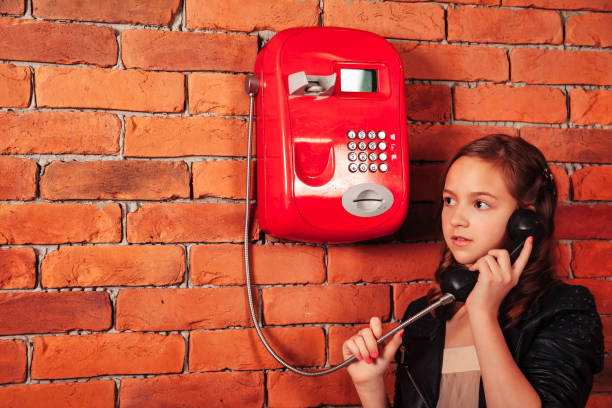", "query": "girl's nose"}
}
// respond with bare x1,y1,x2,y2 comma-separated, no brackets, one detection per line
450,206,469,227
